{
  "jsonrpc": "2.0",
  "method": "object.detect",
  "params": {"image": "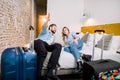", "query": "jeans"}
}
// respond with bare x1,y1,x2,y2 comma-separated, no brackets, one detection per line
64,39,83,60
34,39,62,80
